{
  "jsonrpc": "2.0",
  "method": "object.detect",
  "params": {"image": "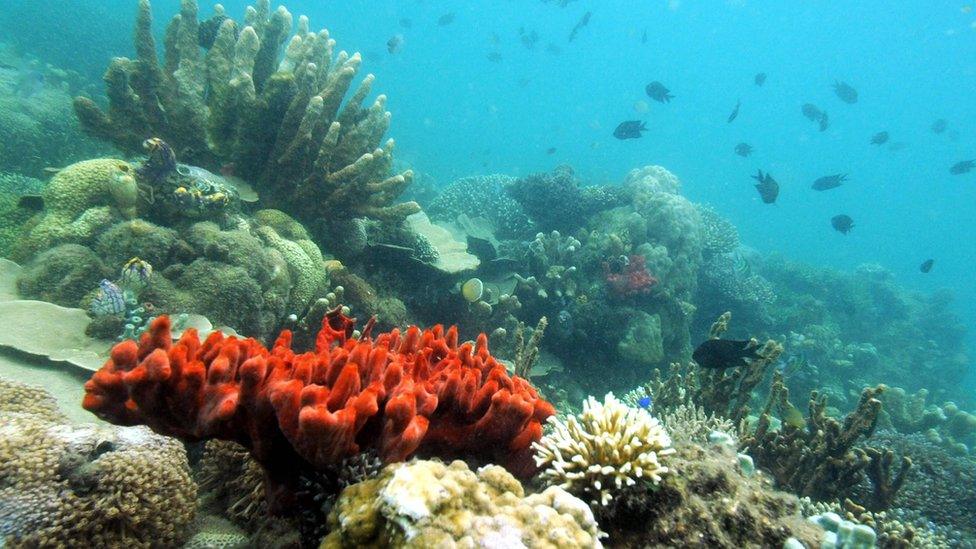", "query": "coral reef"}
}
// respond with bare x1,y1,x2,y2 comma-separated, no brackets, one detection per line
507,166,626,233
0,379,197,548
83,310,554,509
427,174,532,239
321,459,605,548
601,420,824,547
740,372,911,510
74,0,417,247
533,393,675,506
0,172,43,257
